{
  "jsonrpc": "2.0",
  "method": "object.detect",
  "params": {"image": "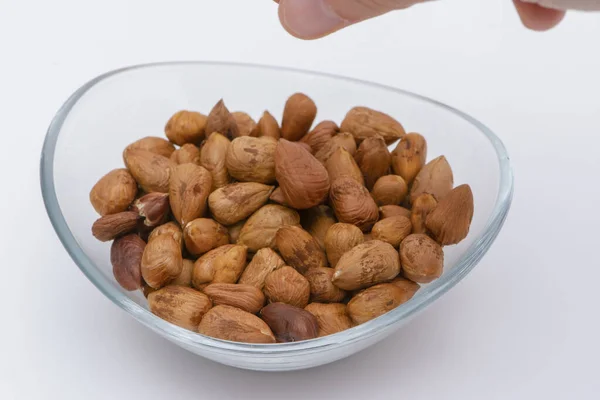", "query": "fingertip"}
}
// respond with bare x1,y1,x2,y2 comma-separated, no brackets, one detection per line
513,0,566,31
278,0,349,40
